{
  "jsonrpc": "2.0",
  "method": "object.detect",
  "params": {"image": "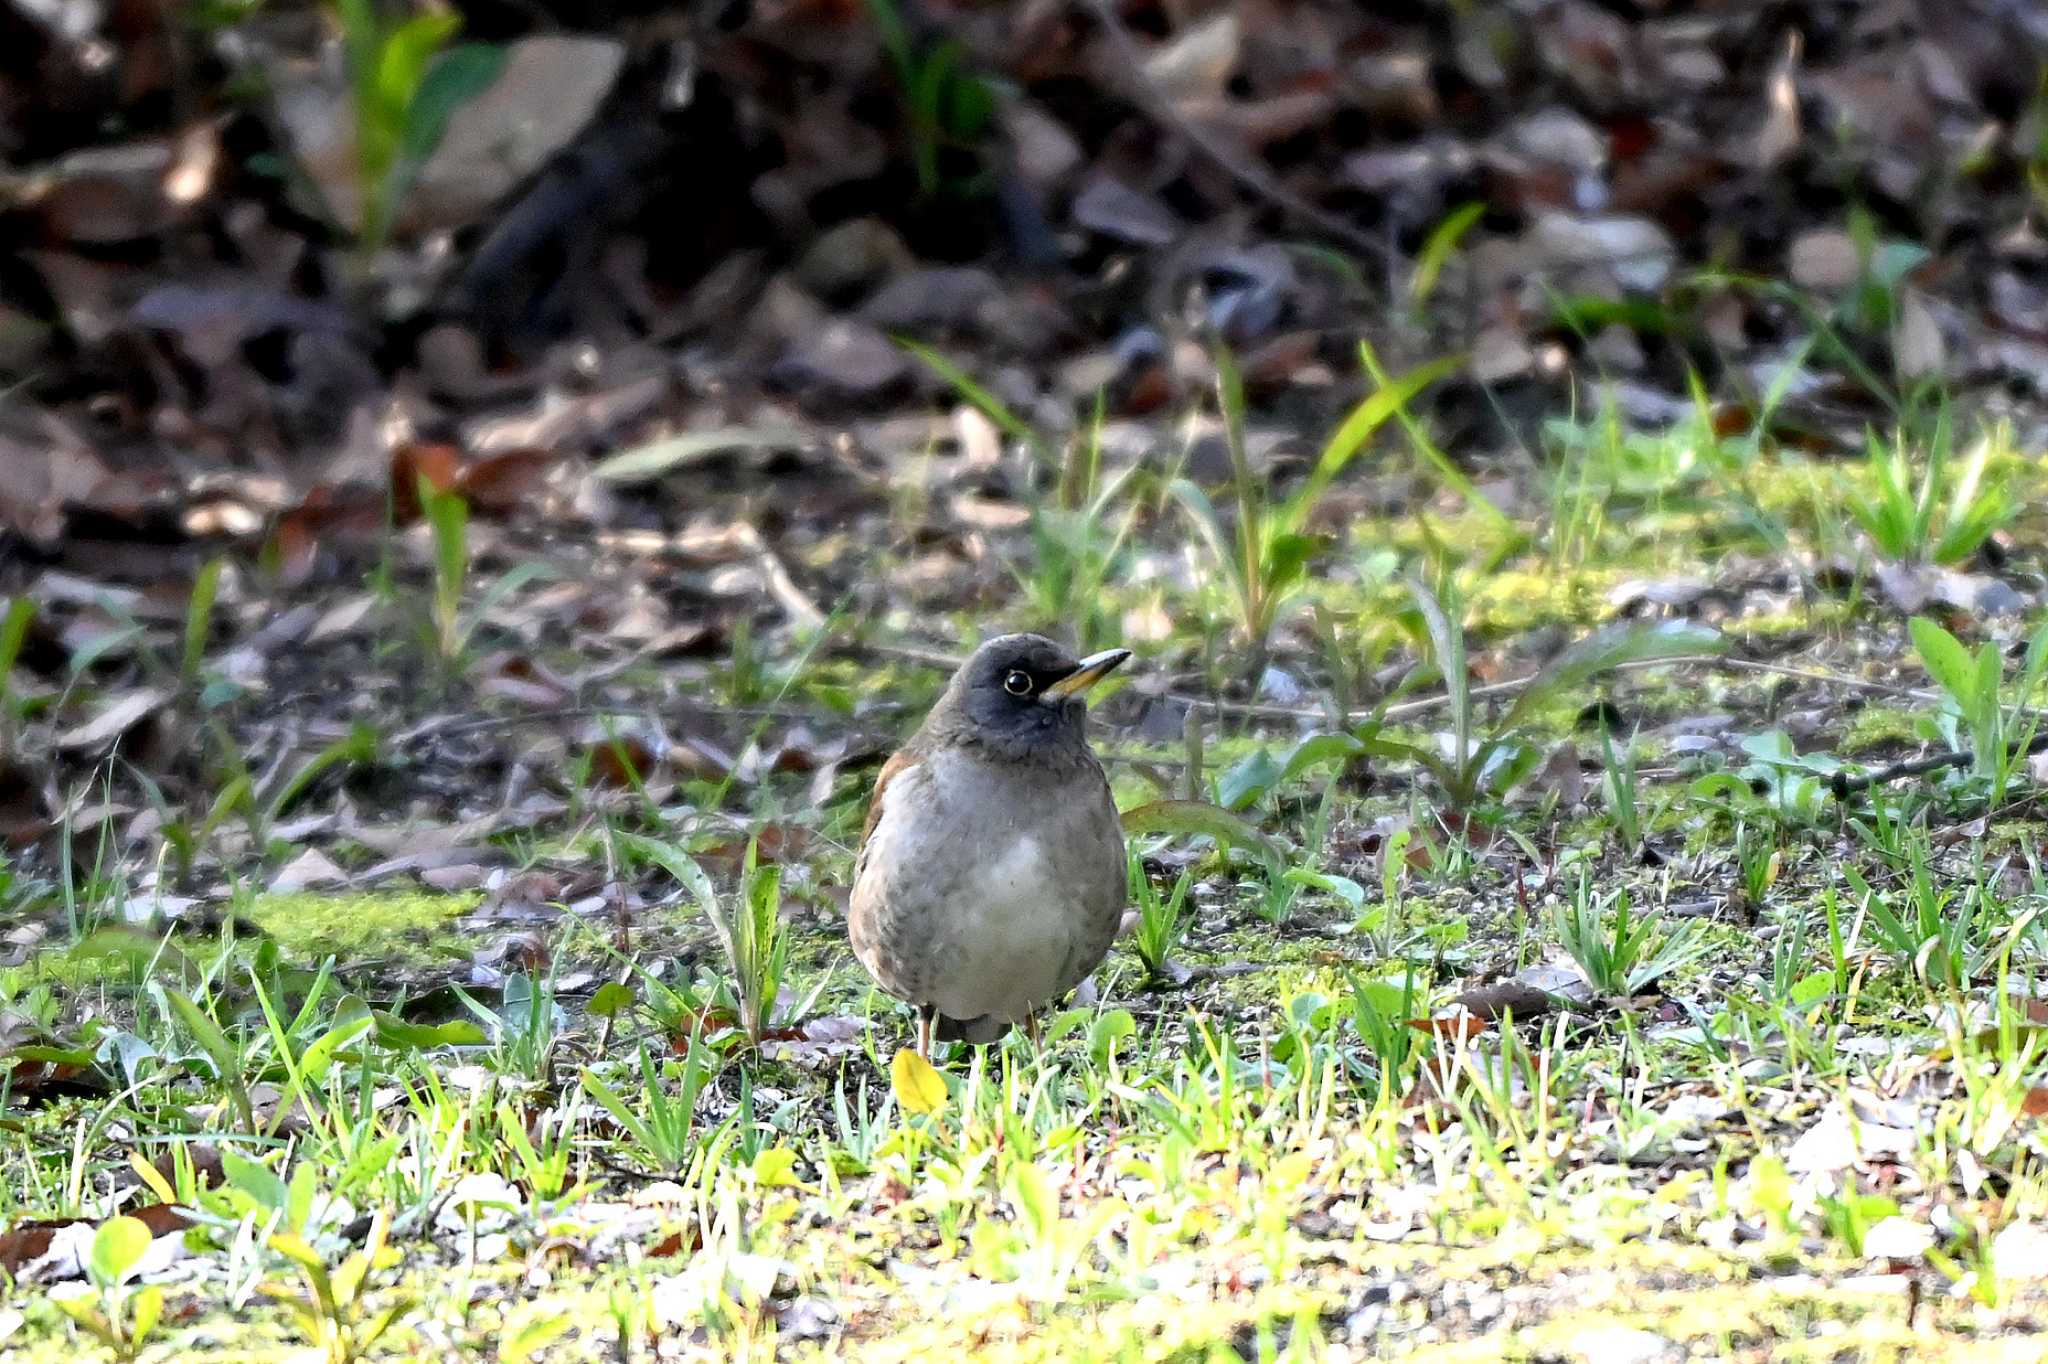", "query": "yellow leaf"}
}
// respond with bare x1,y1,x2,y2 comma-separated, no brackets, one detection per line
129,1150,176,1205
890,1048,947,1116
